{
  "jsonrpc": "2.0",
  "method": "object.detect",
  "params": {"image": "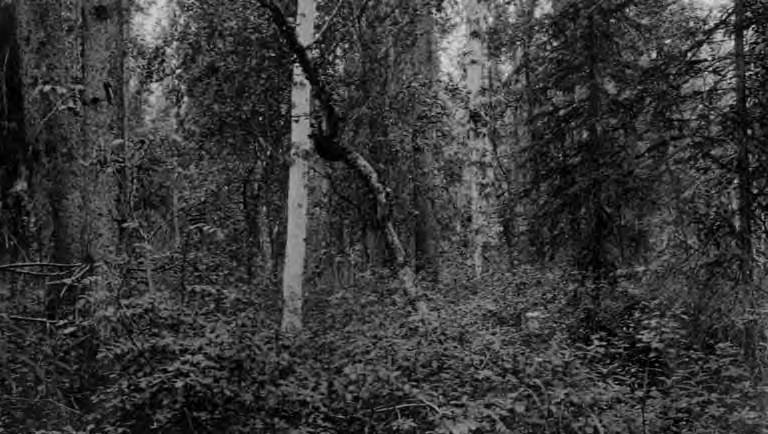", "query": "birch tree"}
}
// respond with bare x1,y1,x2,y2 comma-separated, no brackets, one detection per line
281,0,316,333
259,0,425,316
